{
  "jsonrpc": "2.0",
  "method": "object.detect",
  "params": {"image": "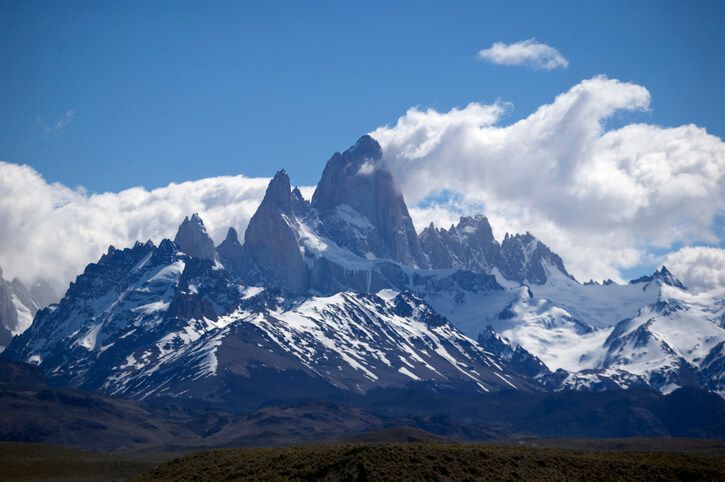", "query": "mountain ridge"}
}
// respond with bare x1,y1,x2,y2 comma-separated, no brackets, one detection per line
3,134,722,408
